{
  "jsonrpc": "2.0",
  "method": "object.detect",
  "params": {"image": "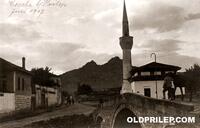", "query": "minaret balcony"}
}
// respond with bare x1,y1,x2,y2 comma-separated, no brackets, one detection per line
120,36,133,49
